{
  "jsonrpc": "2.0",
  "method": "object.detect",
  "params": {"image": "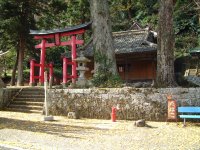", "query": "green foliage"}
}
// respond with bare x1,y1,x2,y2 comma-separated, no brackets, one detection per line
37,0,90,29
174,0,199,57
23,69,30,82
110,0,199,60
175,33,197,58
0,0,45,84
53,68,63,79
0,51,16,73
92,52,122,87
110,0,158,31
0,0,199,86
92,73,122,88
45,47,65,68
